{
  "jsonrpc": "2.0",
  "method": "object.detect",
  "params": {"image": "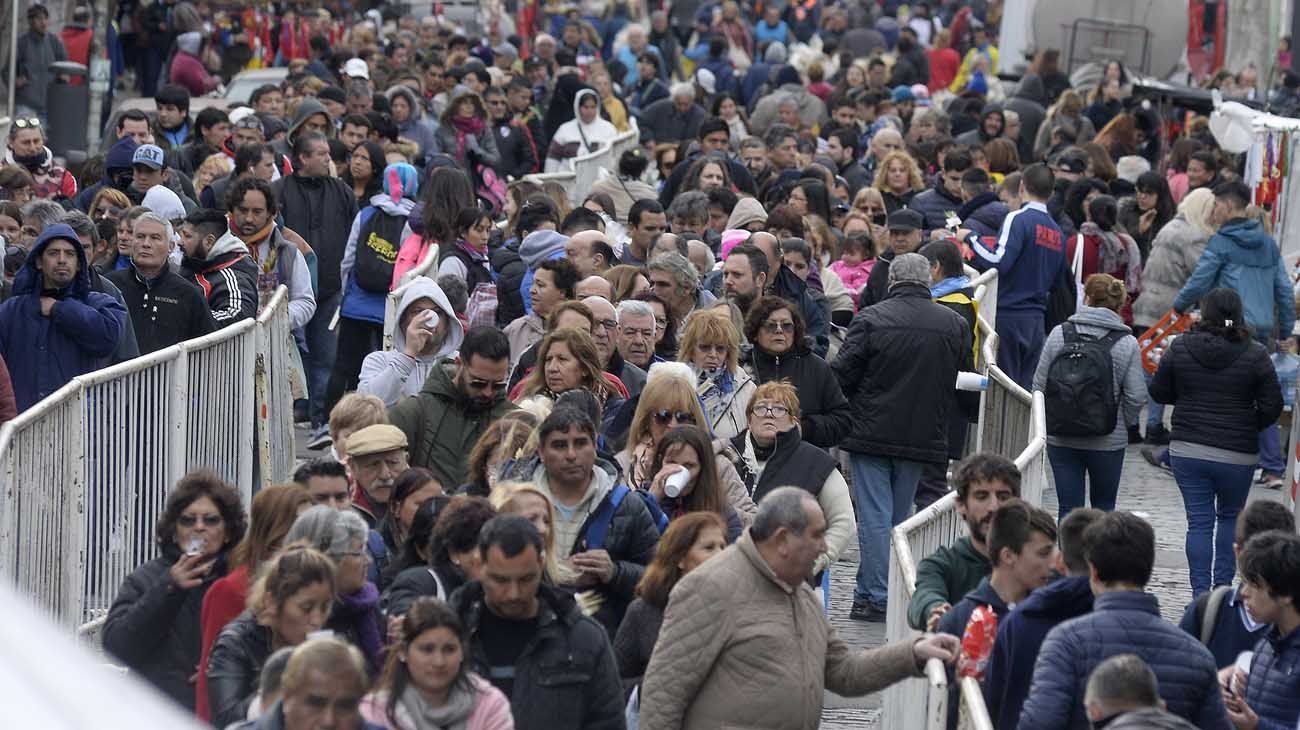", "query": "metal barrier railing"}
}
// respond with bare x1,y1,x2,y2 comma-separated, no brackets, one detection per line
957,676,996,730
524,120,640,208
0,286,295,631
882,266,1048,730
